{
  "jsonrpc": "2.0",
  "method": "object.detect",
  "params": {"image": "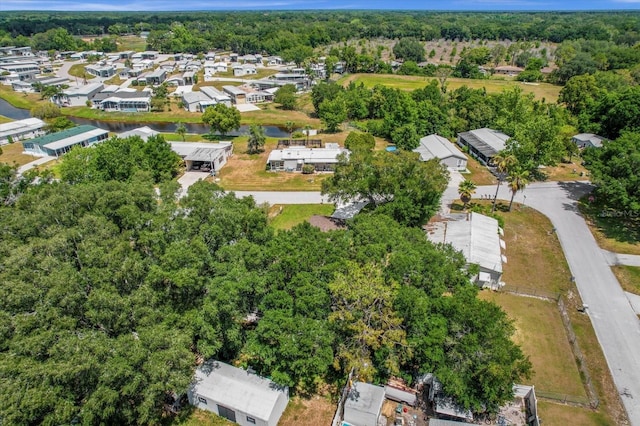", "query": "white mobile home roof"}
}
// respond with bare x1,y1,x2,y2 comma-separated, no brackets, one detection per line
344,382,385,425
65,82,104,96
223,85,246,96
573,133,605,148
427,212,503,274
192,361,287,422
267,146,348,163
0,118,45,139
118,126,158,141
170,141,232,157
414,134,466,162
